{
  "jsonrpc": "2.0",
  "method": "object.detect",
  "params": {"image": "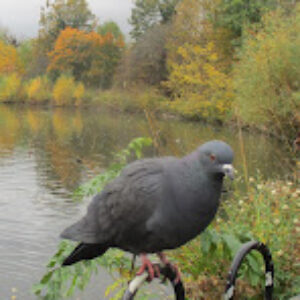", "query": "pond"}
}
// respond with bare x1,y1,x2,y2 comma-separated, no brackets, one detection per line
0,104,293,299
